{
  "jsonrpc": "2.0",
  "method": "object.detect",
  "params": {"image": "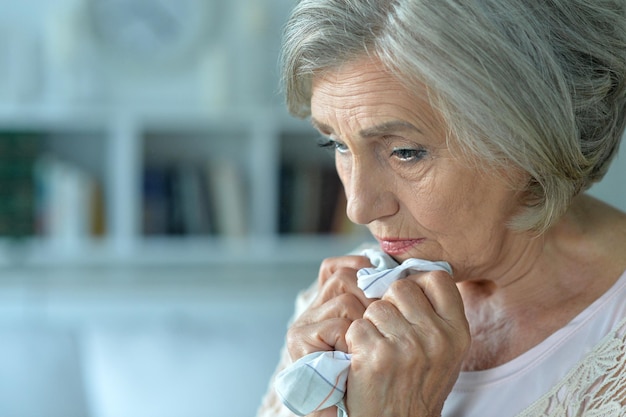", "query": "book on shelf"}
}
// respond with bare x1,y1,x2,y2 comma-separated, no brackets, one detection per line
0,132,40,238
143,164,211,236
142,165,172,236
34,154,105,244
278,161,361,236
279,163,323,234
142,158,248,237
205,158,248,237
175,164,213,236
